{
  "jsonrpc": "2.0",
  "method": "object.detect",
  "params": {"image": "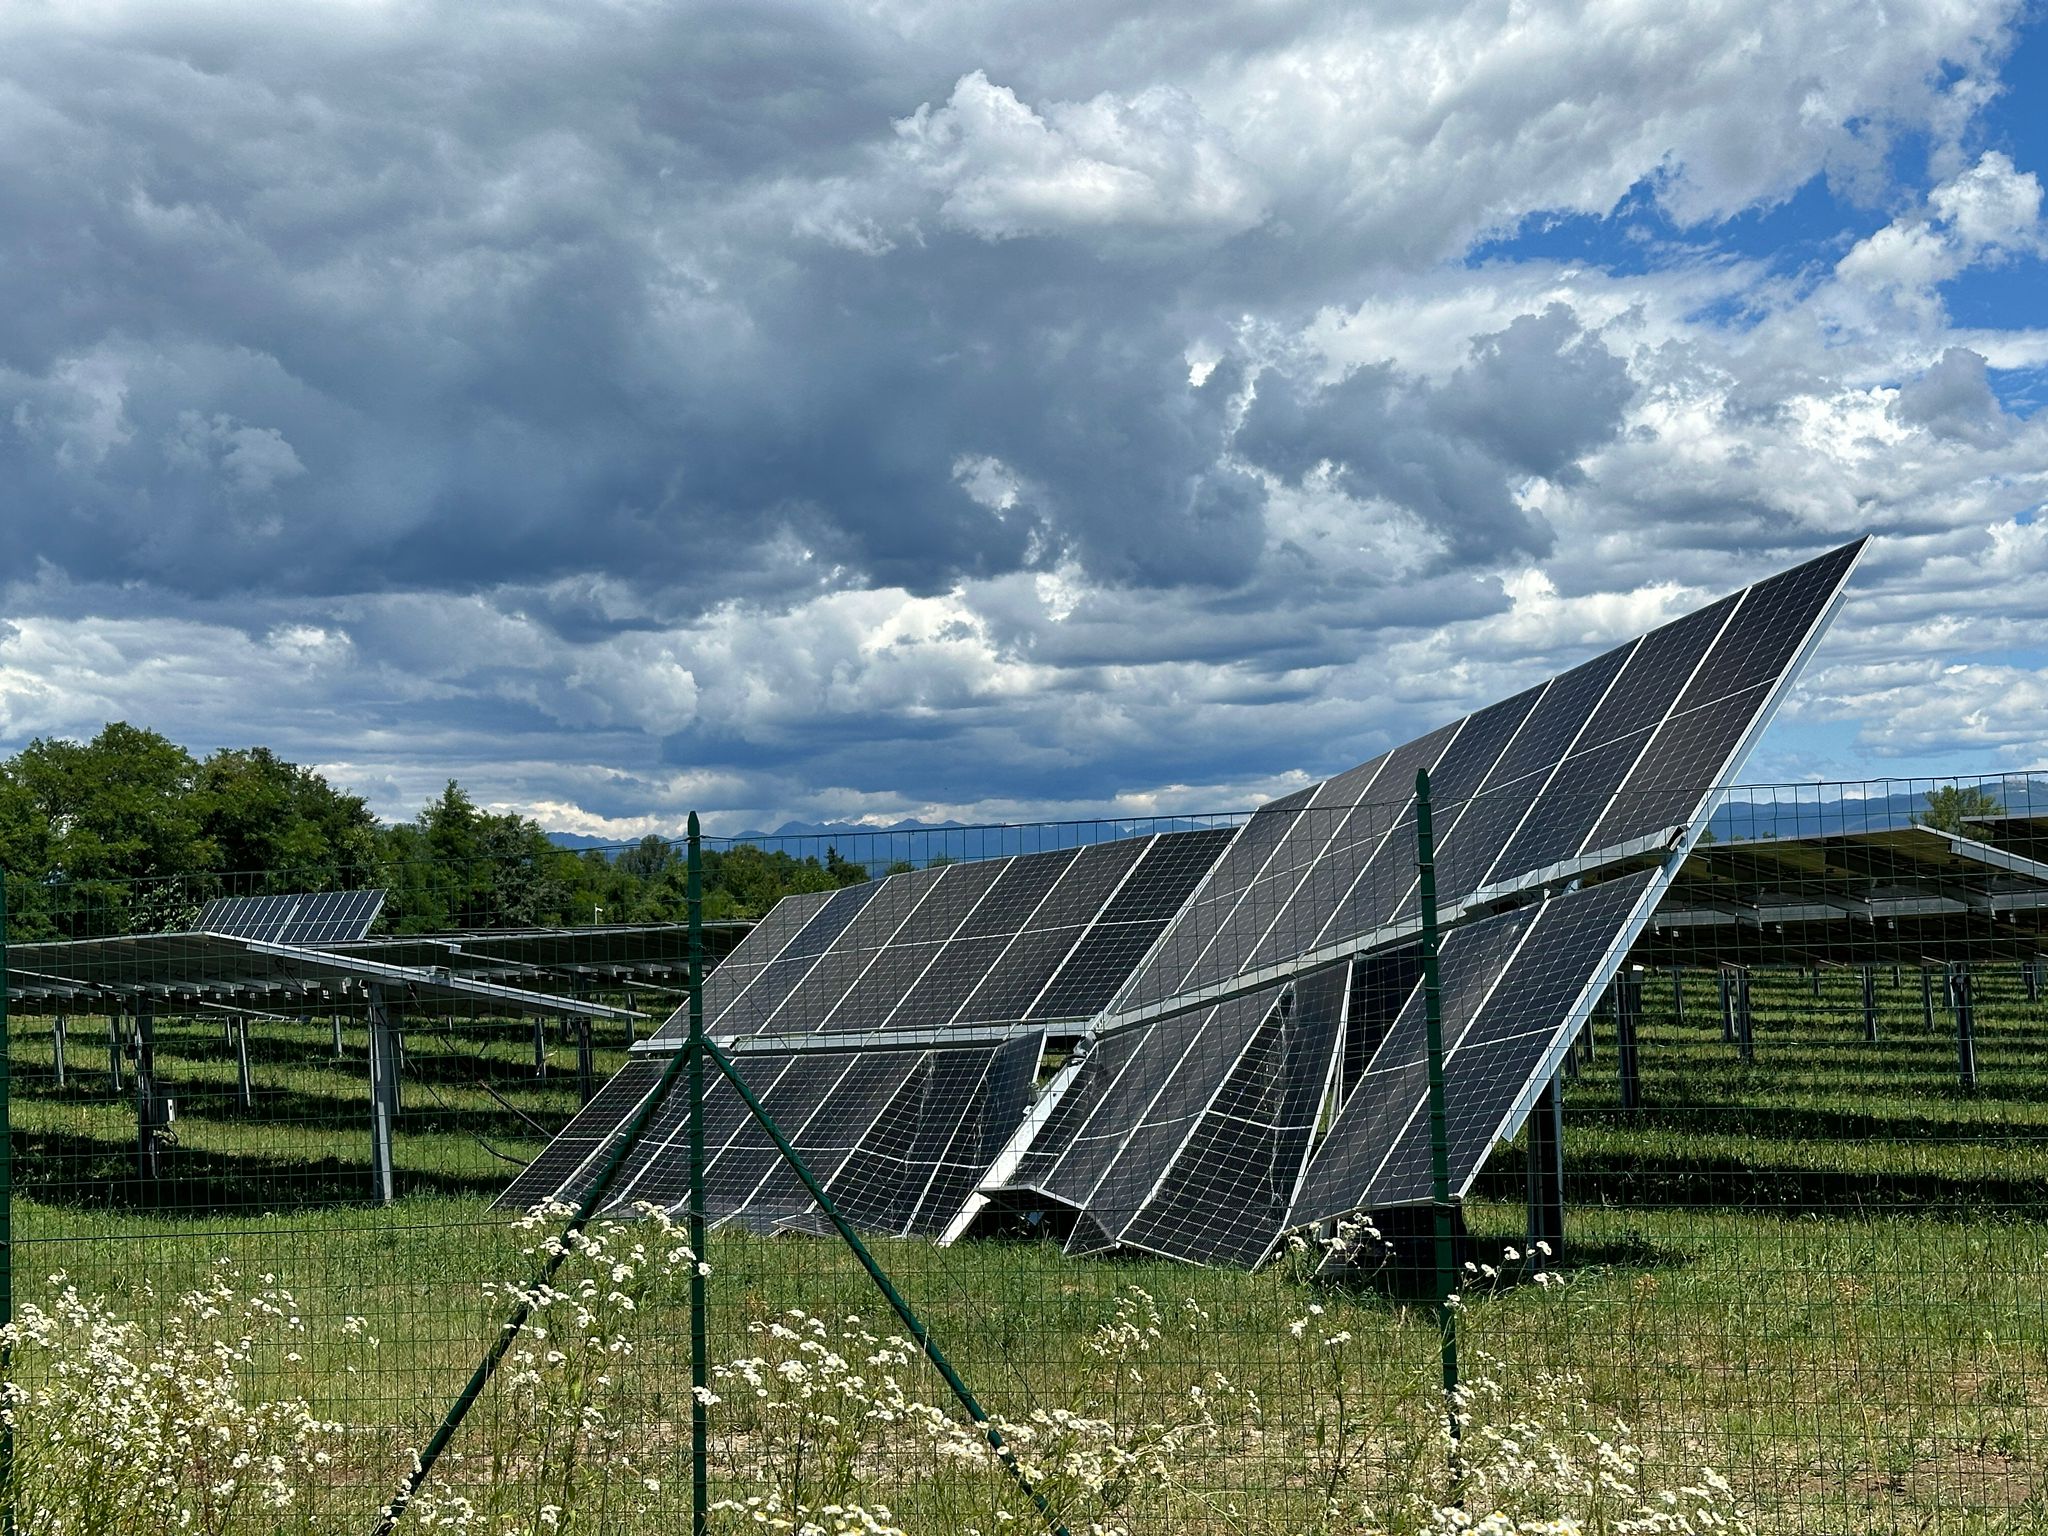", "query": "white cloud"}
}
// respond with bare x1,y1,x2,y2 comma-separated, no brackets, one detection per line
0,0,2044,835
1837,150,2044,301
892,71,1266,240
